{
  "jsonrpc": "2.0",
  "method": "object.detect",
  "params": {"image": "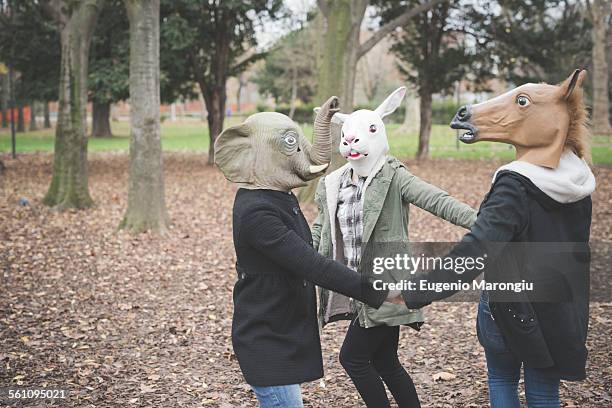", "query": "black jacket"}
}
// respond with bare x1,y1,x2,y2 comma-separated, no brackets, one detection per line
403,171,591,380
231,188,386,386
